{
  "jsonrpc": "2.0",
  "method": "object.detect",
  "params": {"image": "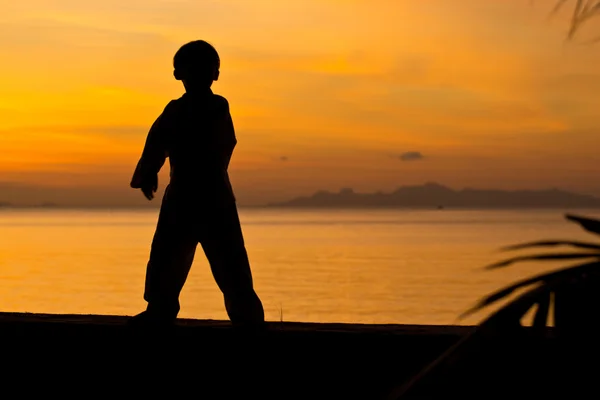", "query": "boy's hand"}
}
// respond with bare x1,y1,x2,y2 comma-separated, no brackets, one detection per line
141,184,156,200
140,176,158,200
